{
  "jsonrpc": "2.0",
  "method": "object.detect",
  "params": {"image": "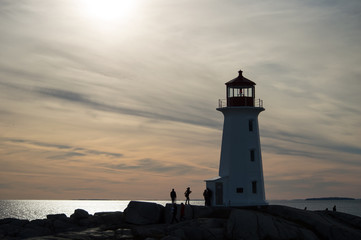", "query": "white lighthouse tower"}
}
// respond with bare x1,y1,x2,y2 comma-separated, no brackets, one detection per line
206,70,267,206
